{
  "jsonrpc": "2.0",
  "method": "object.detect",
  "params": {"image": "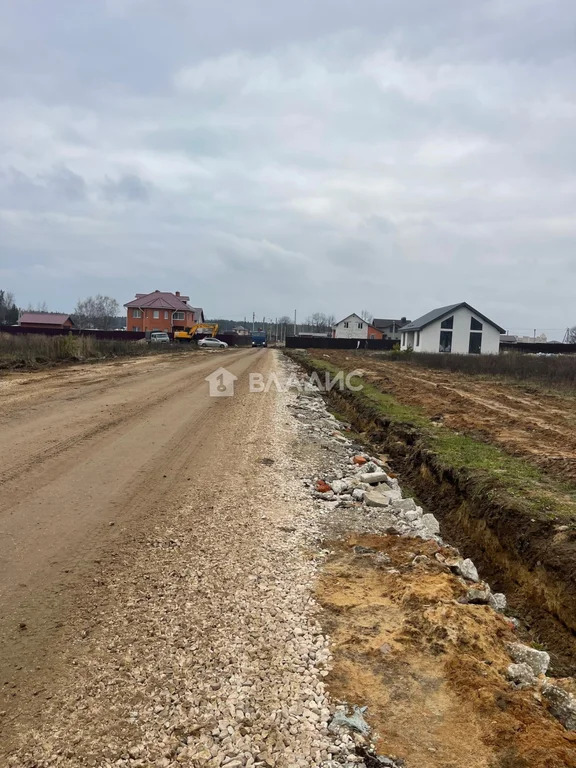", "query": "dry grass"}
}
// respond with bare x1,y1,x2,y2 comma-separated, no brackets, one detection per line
384,350,576,390
0,333,171,369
